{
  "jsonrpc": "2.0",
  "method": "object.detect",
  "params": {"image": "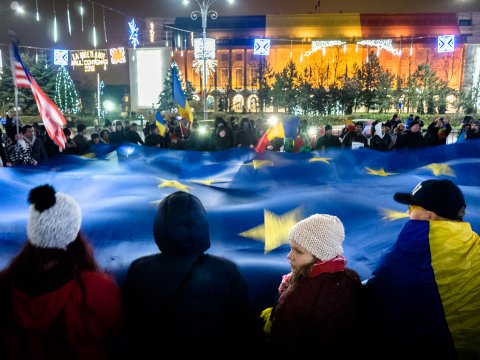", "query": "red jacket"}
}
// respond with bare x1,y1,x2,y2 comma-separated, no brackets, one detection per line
1,271,123,359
